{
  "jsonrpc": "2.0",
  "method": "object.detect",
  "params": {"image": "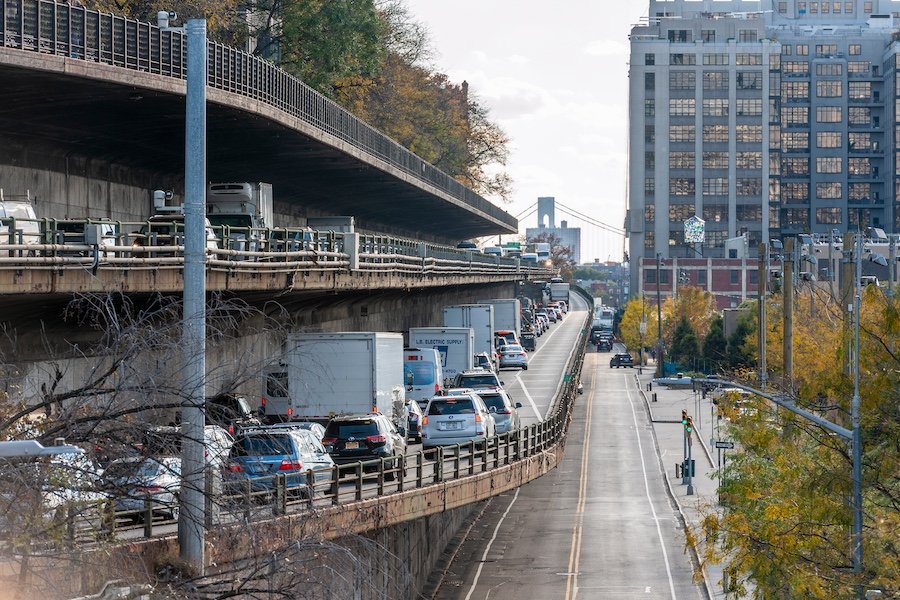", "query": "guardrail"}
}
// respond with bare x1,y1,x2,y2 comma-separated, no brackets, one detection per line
0,217,548,278
2,309,590,548
0,0,517,231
